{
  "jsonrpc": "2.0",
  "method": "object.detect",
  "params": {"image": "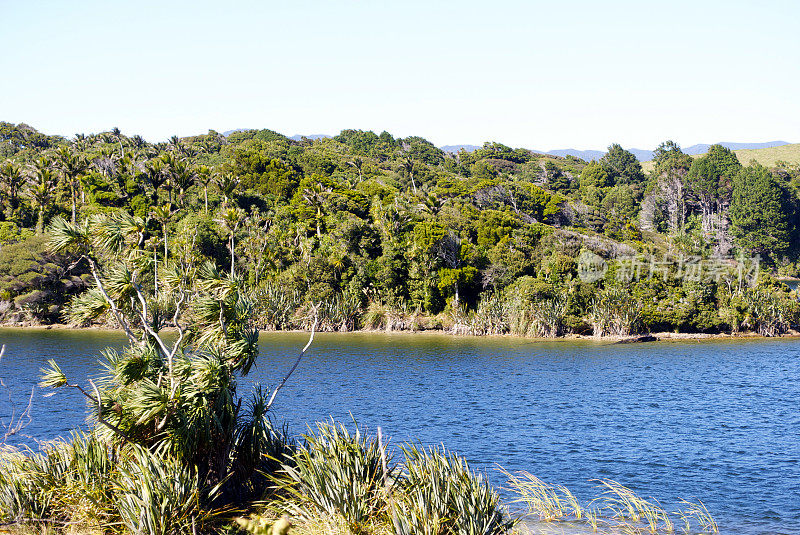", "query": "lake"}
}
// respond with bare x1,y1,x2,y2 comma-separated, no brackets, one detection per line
0,328,798,535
